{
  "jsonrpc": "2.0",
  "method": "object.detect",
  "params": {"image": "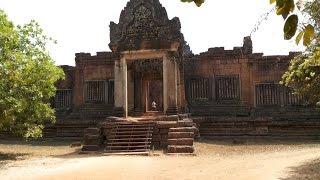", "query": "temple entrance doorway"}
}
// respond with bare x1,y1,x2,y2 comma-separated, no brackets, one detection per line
146,80,163,112
129,58,164,116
